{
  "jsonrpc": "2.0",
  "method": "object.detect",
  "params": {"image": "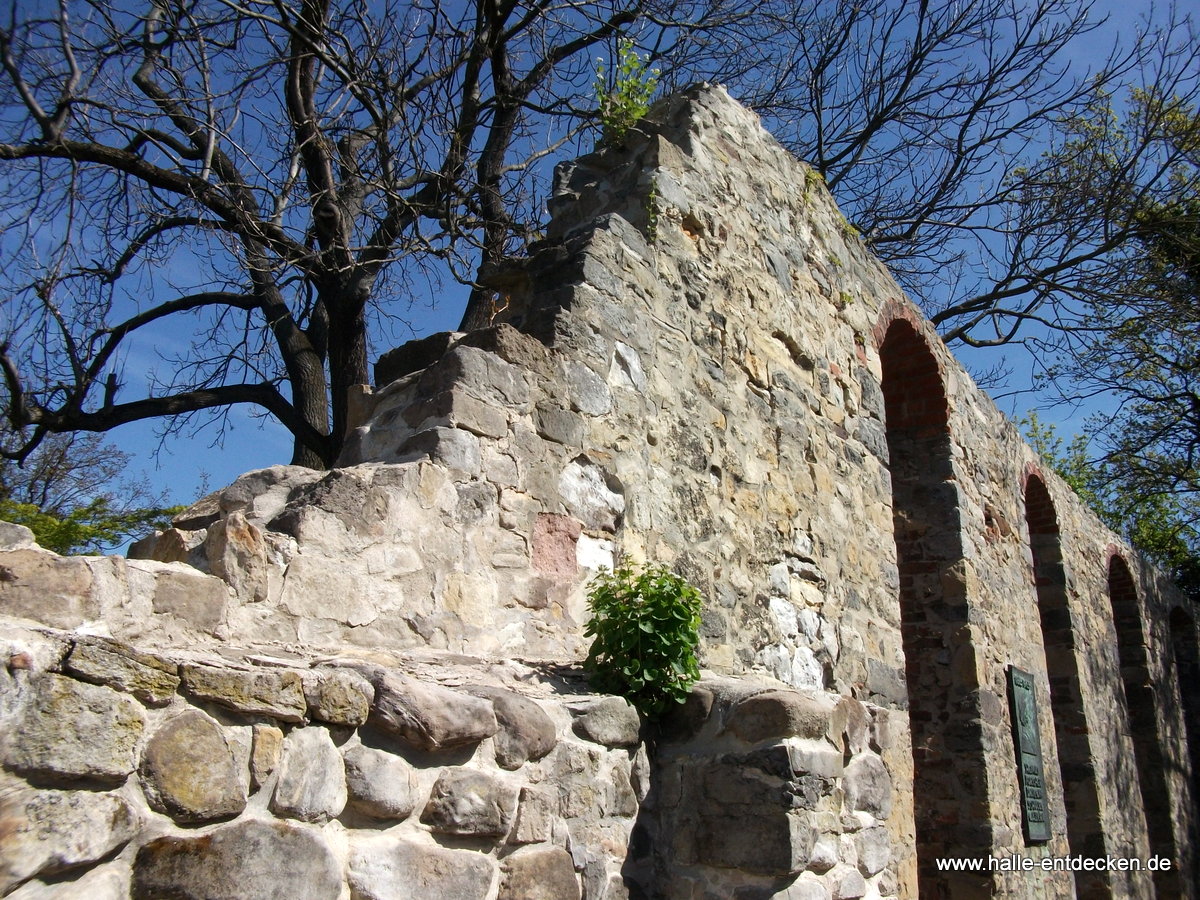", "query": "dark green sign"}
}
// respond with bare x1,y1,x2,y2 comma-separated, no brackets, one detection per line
1007,665,1051,843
